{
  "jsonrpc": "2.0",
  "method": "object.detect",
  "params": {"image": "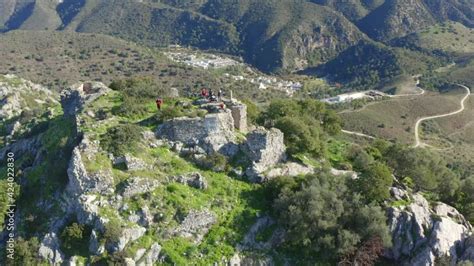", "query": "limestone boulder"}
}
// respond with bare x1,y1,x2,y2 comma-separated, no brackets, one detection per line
121,176,160,198
113,154,149,171
136,242,162,265
38,233,64,265
170,172,208,189
266,162,314,179
174,209,217,243
67,147,114,195
61,82,110,118
385,189,473,265
106,226,147,253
